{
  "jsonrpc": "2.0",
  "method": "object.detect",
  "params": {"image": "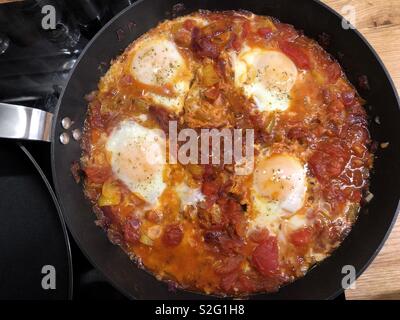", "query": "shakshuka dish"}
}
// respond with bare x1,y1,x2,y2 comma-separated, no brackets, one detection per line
80,11,373,296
